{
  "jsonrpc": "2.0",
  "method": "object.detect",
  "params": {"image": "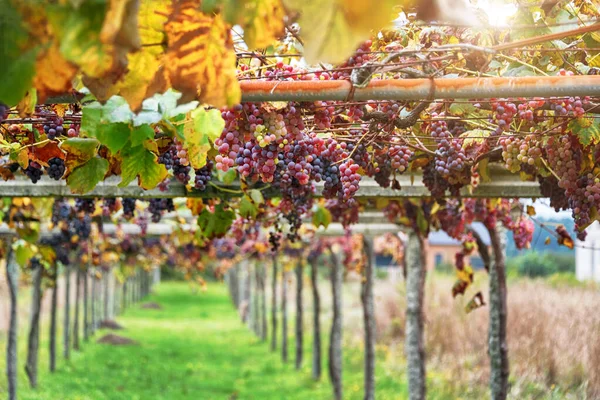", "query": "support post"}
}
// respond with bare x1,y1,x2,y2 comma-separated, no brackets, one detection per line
295,259,304,370
260,264,268,342
73,267,81,351
405,231,427,400
63,263,71,360
487,224,510,400
271,256,278,352
309,256,321,381
5,242,19,400
362,236,376,400
49,264,58,372
329,249,343,400
83,267,89,341
25,260,43,388
282,268,288,363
